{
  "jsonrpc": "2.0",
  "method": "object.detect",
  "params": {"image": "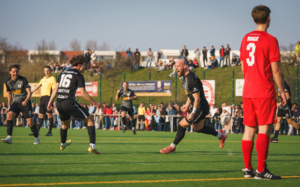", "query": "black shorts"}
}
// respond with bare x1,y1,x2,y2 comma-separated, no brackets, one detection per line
121,106,134,117
56,100,90,121
277,100,292,118
138,115,145,121
39,96,53,114
185,102,209,125
9,101,33,118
